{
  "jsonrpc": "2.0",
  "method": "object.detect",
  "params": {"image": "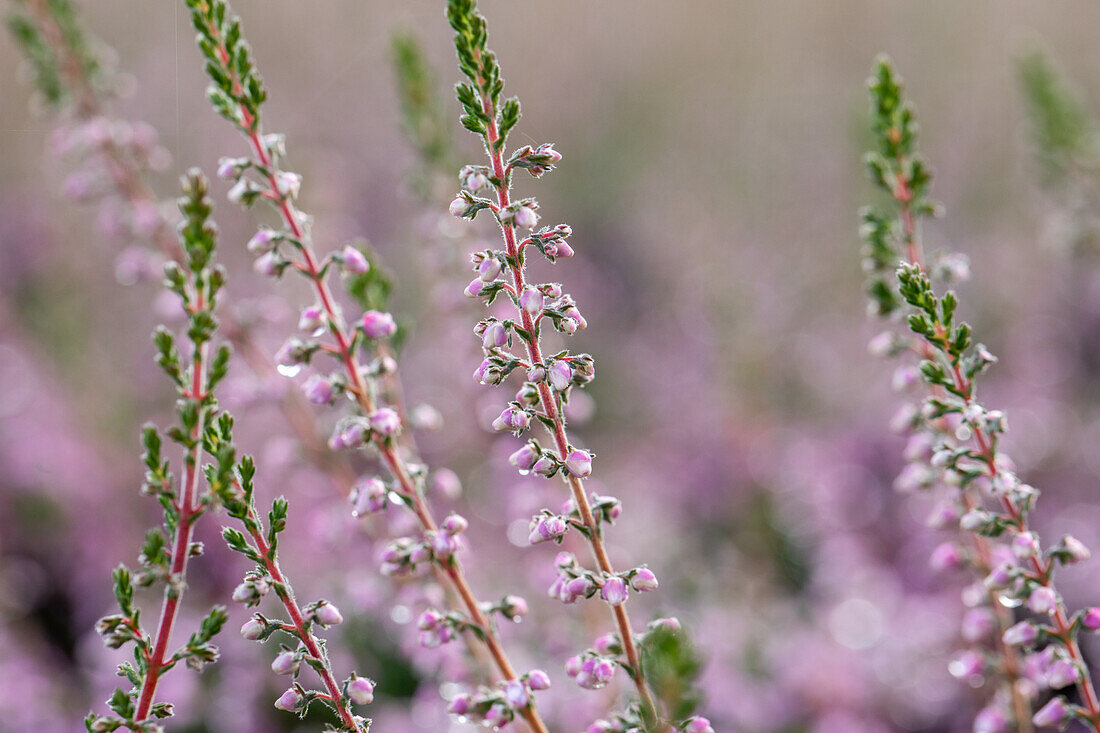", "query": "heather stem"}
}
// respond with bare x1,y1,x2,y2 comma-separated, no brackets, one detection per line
20,0,356,497
898,184,1034,733
245,514,361,730
133,297,209,726
475,68,665,733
